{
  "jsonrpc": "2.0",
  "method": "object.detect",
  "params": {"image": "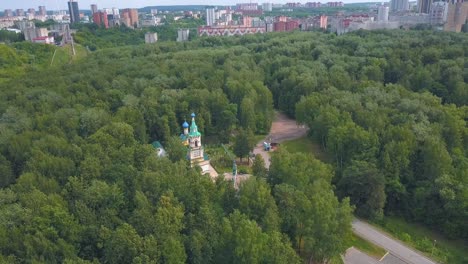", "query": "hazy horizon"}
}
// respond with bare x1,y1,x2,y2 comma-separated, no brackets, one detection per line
1,0,377,10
